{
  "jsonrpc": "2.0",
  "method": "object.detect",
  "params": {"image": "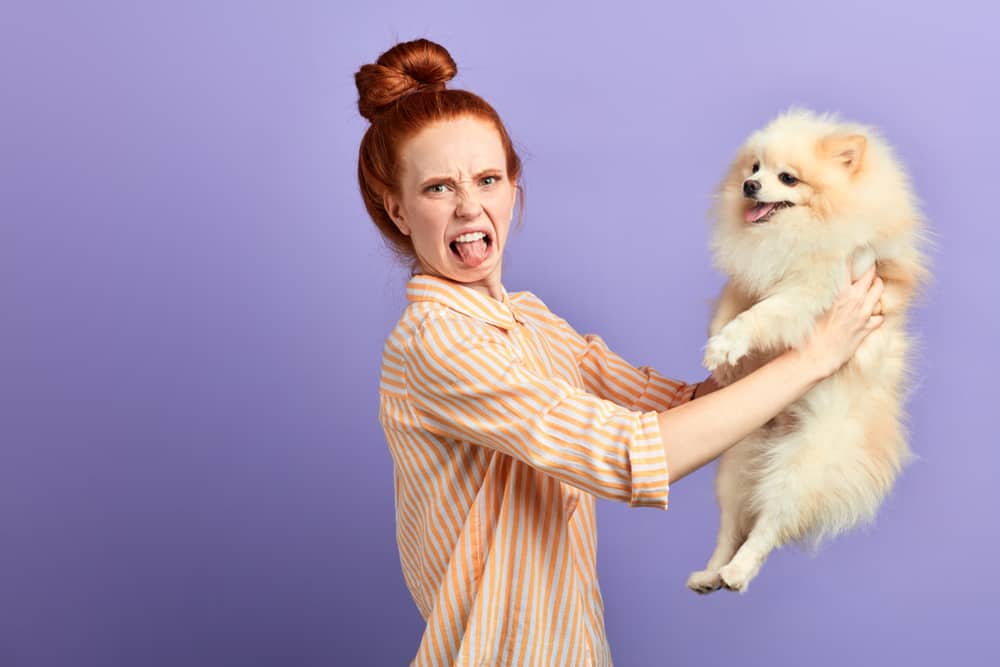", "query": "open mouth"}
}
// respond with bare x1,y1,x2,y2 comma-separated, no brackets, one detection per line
745,200,794,224
449,231,493,268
